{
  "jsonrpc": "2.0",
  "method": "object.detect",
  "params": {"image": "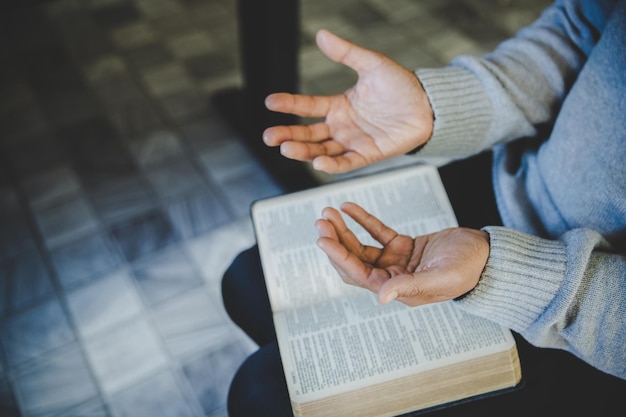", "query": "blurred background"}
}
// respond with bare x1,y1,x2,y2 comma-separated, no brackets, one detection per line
0,0,550,416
